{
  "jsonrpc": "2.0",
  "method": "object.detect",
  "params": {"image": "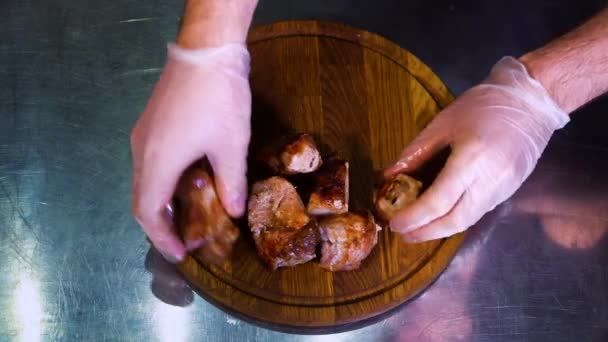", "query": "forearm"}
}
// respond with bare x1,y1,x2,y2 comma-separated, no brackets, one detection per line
177,0,258,49
520,8,608,113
